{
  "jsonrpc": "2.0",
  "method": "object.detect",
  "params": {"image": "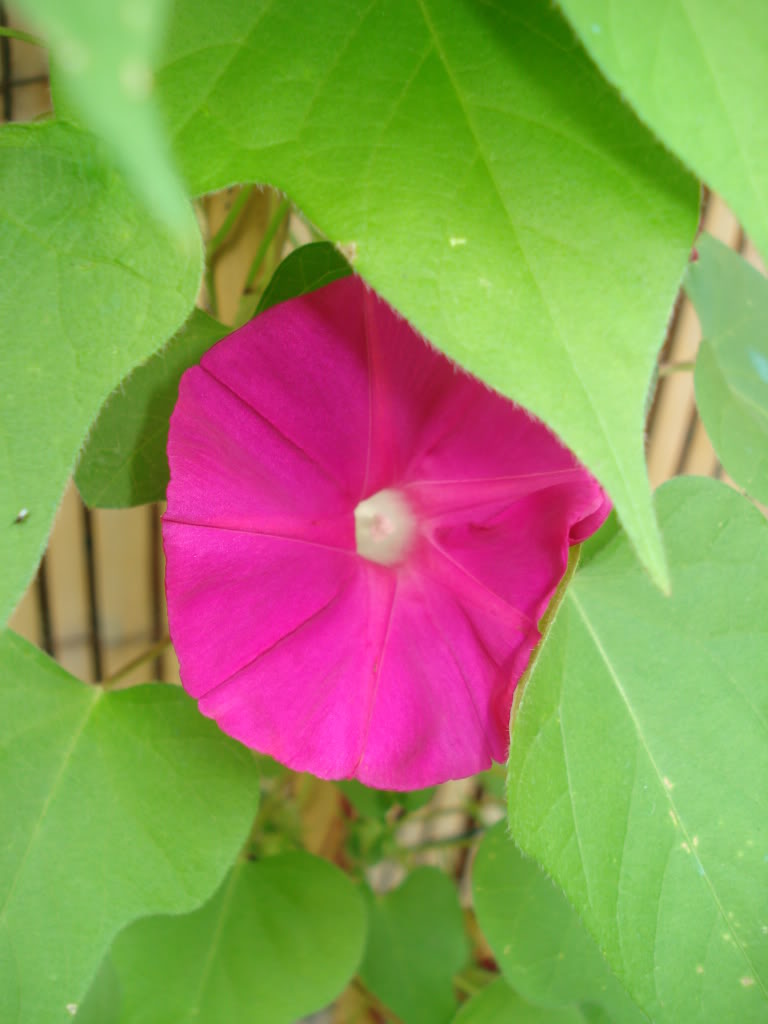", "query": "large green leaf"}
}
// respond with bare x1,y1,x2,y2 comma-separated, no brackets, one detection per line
77,853,367,1024
360,867,469,1024
473,823,645,1021
452,979,586,1024
15,0,190,230
73,963,120,1024
507,477,768,1024
685,234,768,503
0,630,259,1024
155,0,699,587
0,120,200,624
557,0,768,262
76,310,227,507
